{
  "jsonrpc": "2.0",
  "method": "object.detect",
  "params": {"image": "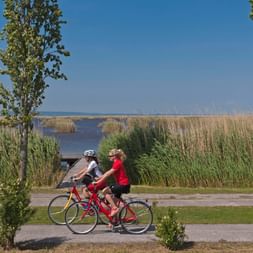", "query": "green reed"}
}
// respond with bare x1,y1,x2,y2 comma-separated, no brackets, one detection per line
135,115,253,187
0,127,62,186
98,115,253,187
98,118,169,184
